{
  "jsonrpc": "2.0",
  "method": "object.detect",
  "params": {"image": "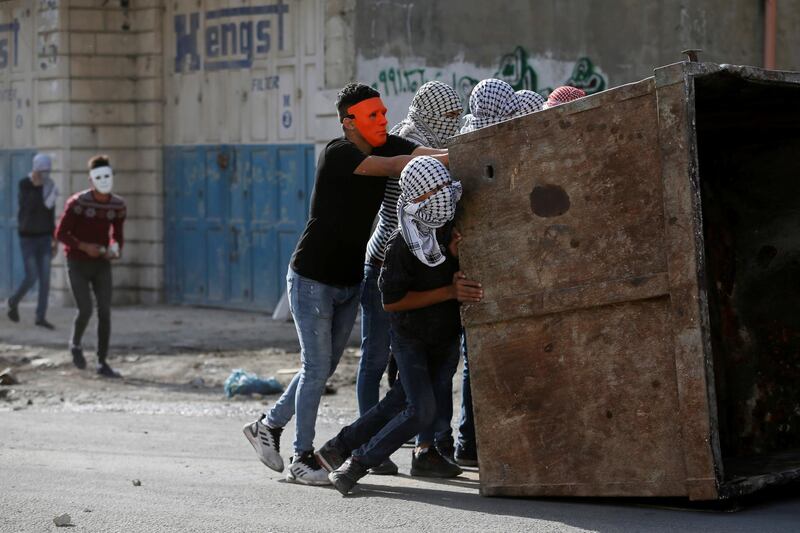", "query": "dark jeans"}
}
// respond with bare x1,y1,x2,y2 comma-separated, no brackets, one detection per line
356,264,391,415
67,259,112,361
417,333,460,447
334,330,460,468
457,330,476,451
9,235,52,321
